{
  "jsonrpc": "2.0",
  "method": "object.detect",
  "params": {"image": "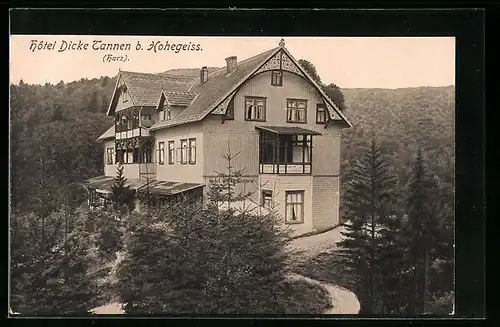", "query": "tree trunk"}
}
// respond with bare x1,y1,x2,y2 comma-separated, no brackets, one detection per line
423,246,430,314
412,252,419,314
